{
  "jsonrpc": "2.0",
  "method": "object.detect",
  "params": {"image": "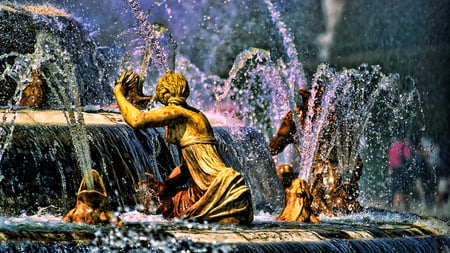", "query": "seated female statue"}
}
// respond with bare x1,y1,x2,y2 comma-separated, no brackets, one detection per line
114,70,253,225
